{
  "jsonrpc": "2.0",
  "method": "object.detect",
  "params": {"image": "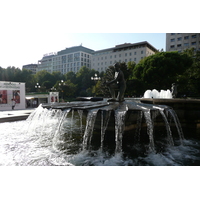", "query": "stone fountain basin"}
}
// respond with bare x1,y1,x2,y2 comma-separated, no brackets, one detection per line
141,98,200,138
